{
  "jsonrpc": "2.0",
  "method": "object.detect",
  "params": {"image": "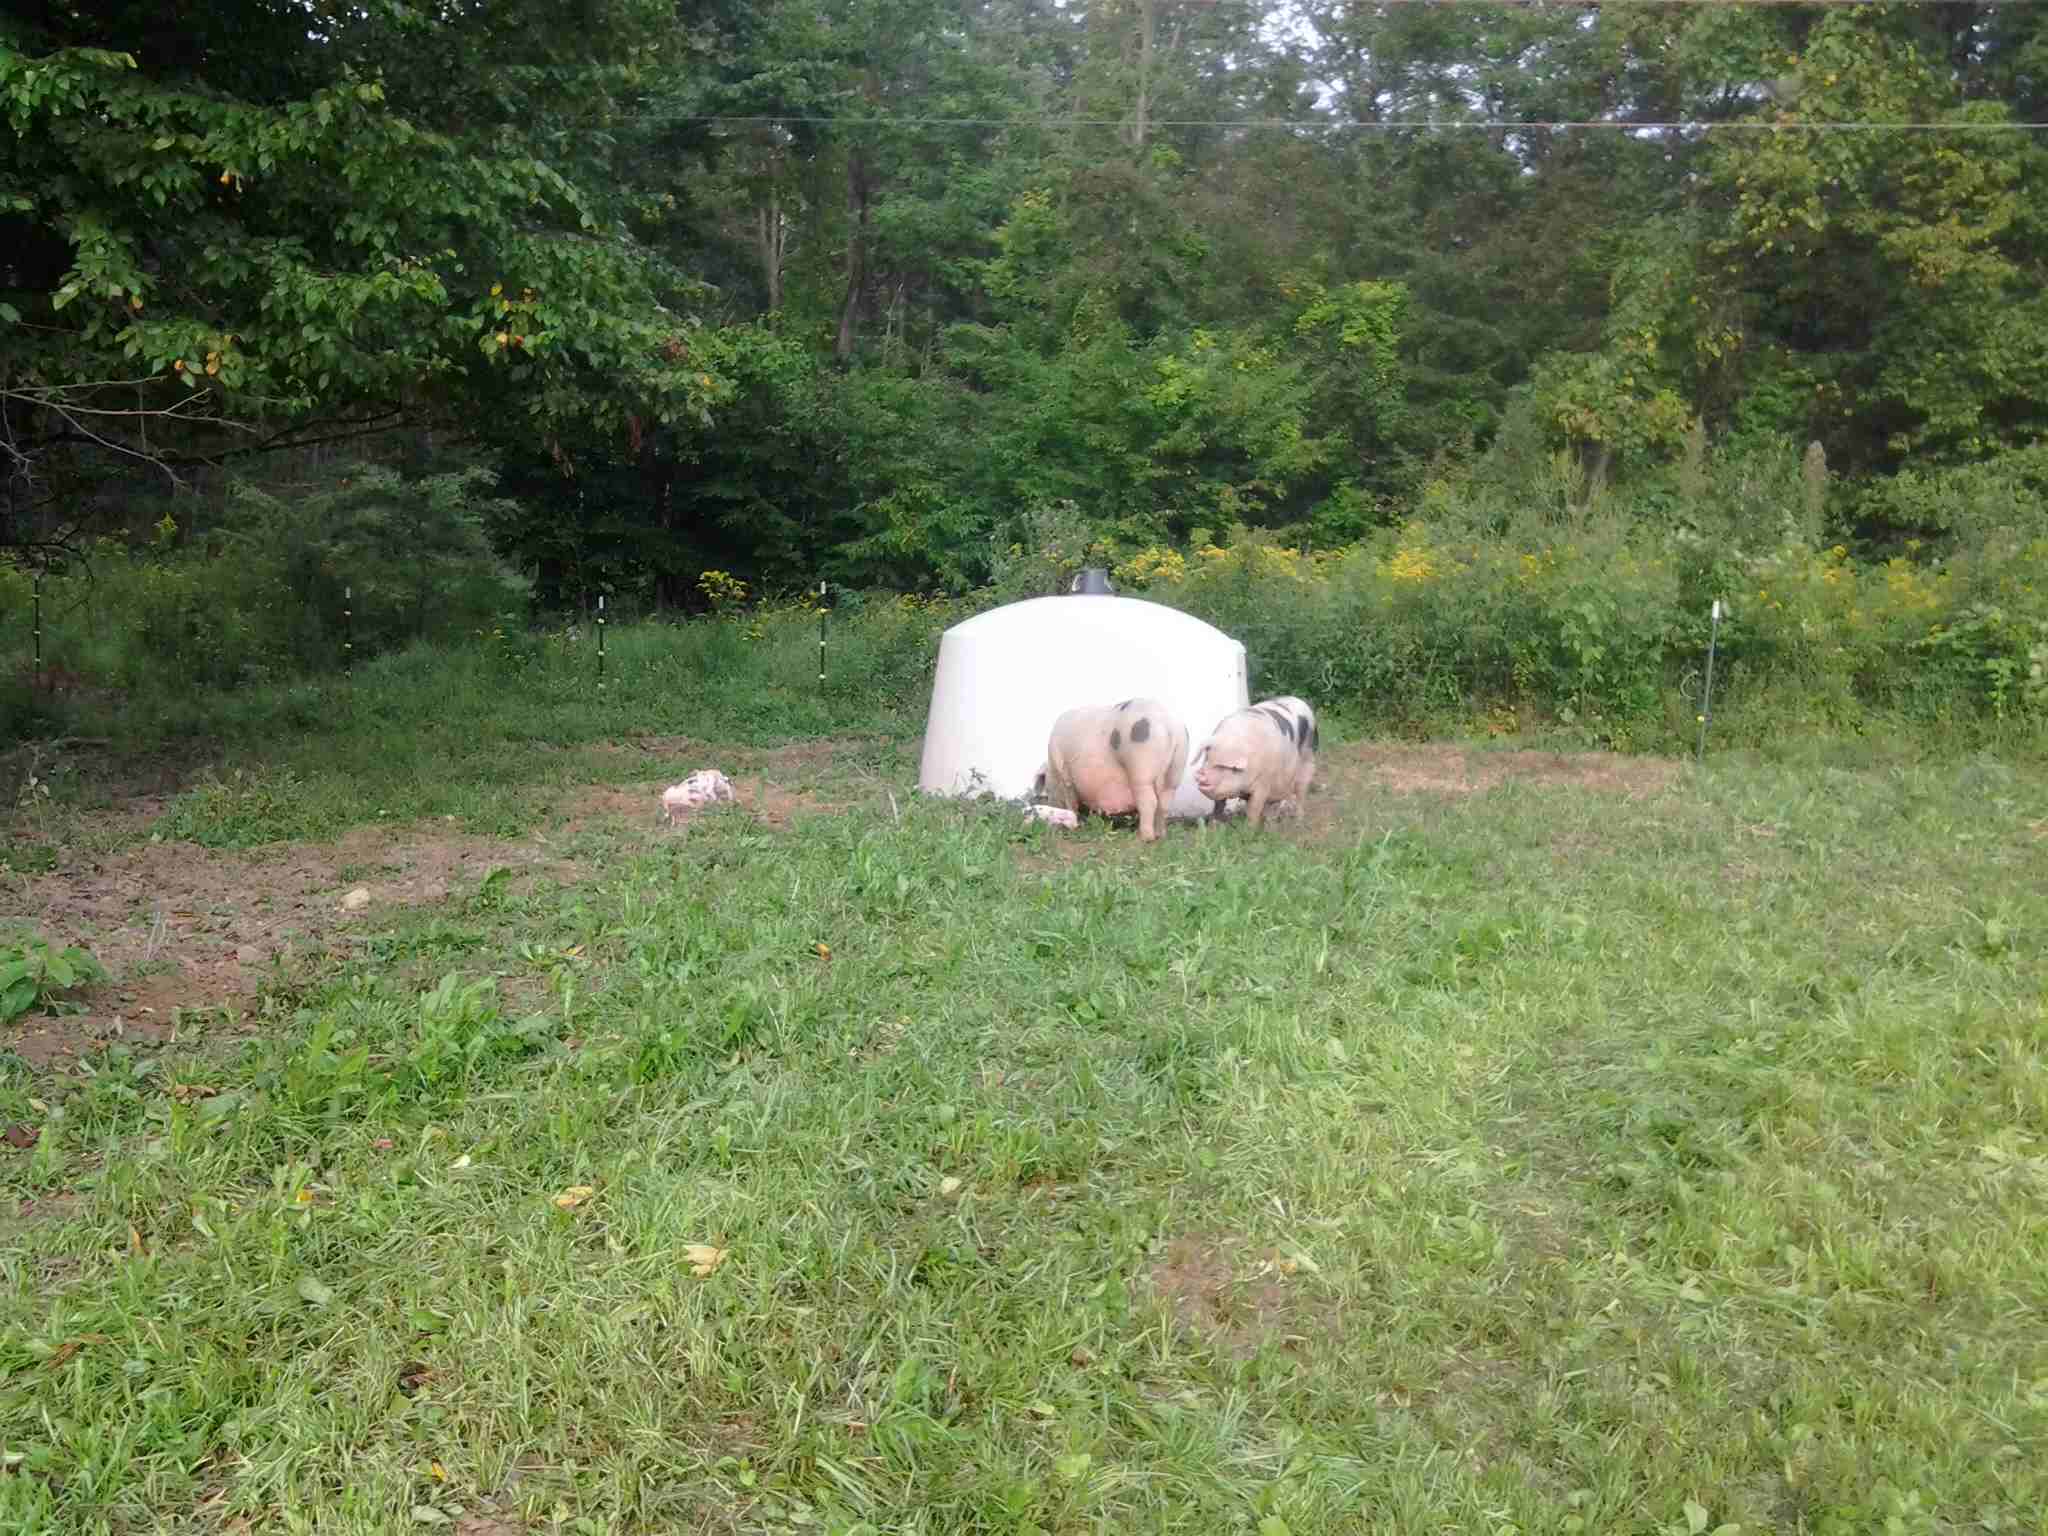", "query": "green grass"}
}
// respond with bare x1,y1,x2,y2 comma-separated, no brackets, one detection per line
5,613,937,849
3,744,2045,1534
11,572,2046,855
